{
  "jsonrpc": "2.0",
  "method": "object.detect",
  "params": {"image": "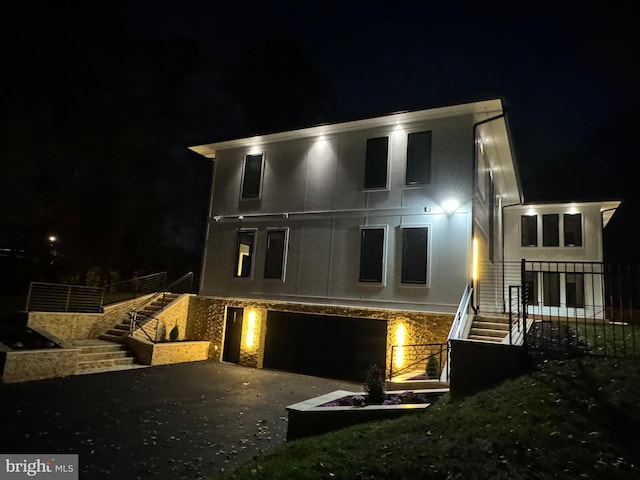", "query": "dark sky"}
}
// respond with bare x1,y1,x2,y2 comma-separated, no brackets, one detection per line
2,0,639,280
